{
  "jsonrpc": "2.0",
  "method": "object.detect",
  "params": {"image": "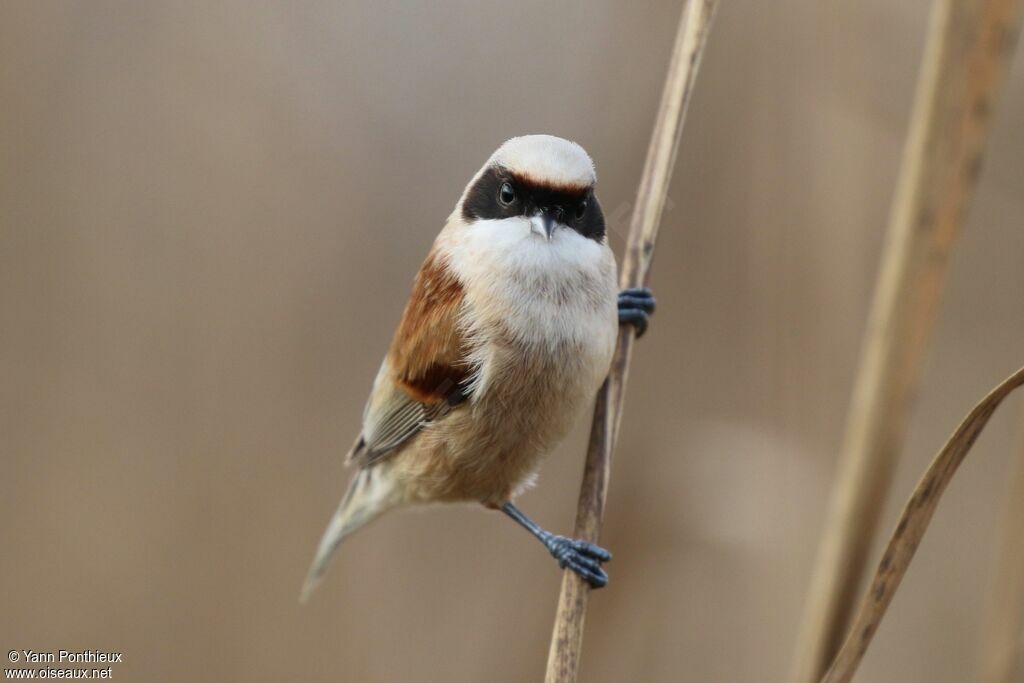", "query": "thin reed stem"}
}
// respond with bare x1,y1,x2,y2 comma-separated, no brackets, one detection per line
791,2,1023,680
821,366,1024,683
543,2,718,681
